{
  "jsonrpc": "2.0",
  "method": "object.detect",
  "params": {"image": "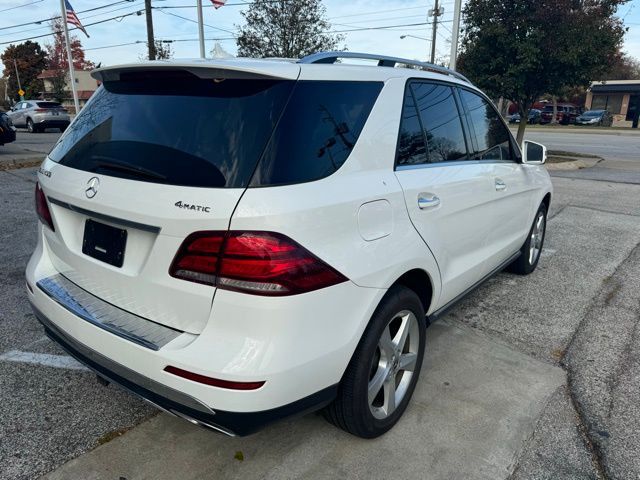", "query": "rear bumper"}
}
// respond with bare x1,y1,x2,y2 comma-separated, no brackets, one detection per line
30,302,337,436
34,118,69,128
26,222,385,434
